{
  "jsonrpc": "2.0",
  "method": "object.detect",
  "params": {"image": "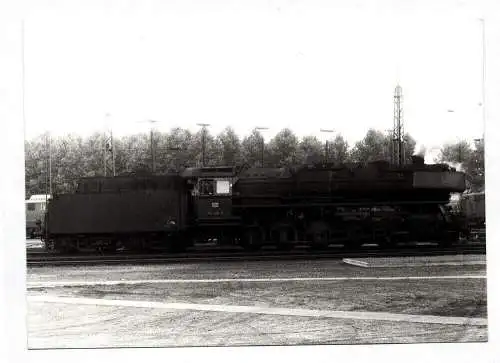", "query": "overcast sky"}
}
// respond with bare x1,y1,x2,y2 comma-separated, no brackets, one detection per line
23,0,489,160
